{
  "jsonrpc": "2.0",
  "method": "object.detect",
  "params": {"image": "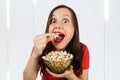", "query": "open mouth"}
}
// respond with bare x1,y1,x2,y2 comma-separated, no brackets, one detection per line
54,33,65,43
